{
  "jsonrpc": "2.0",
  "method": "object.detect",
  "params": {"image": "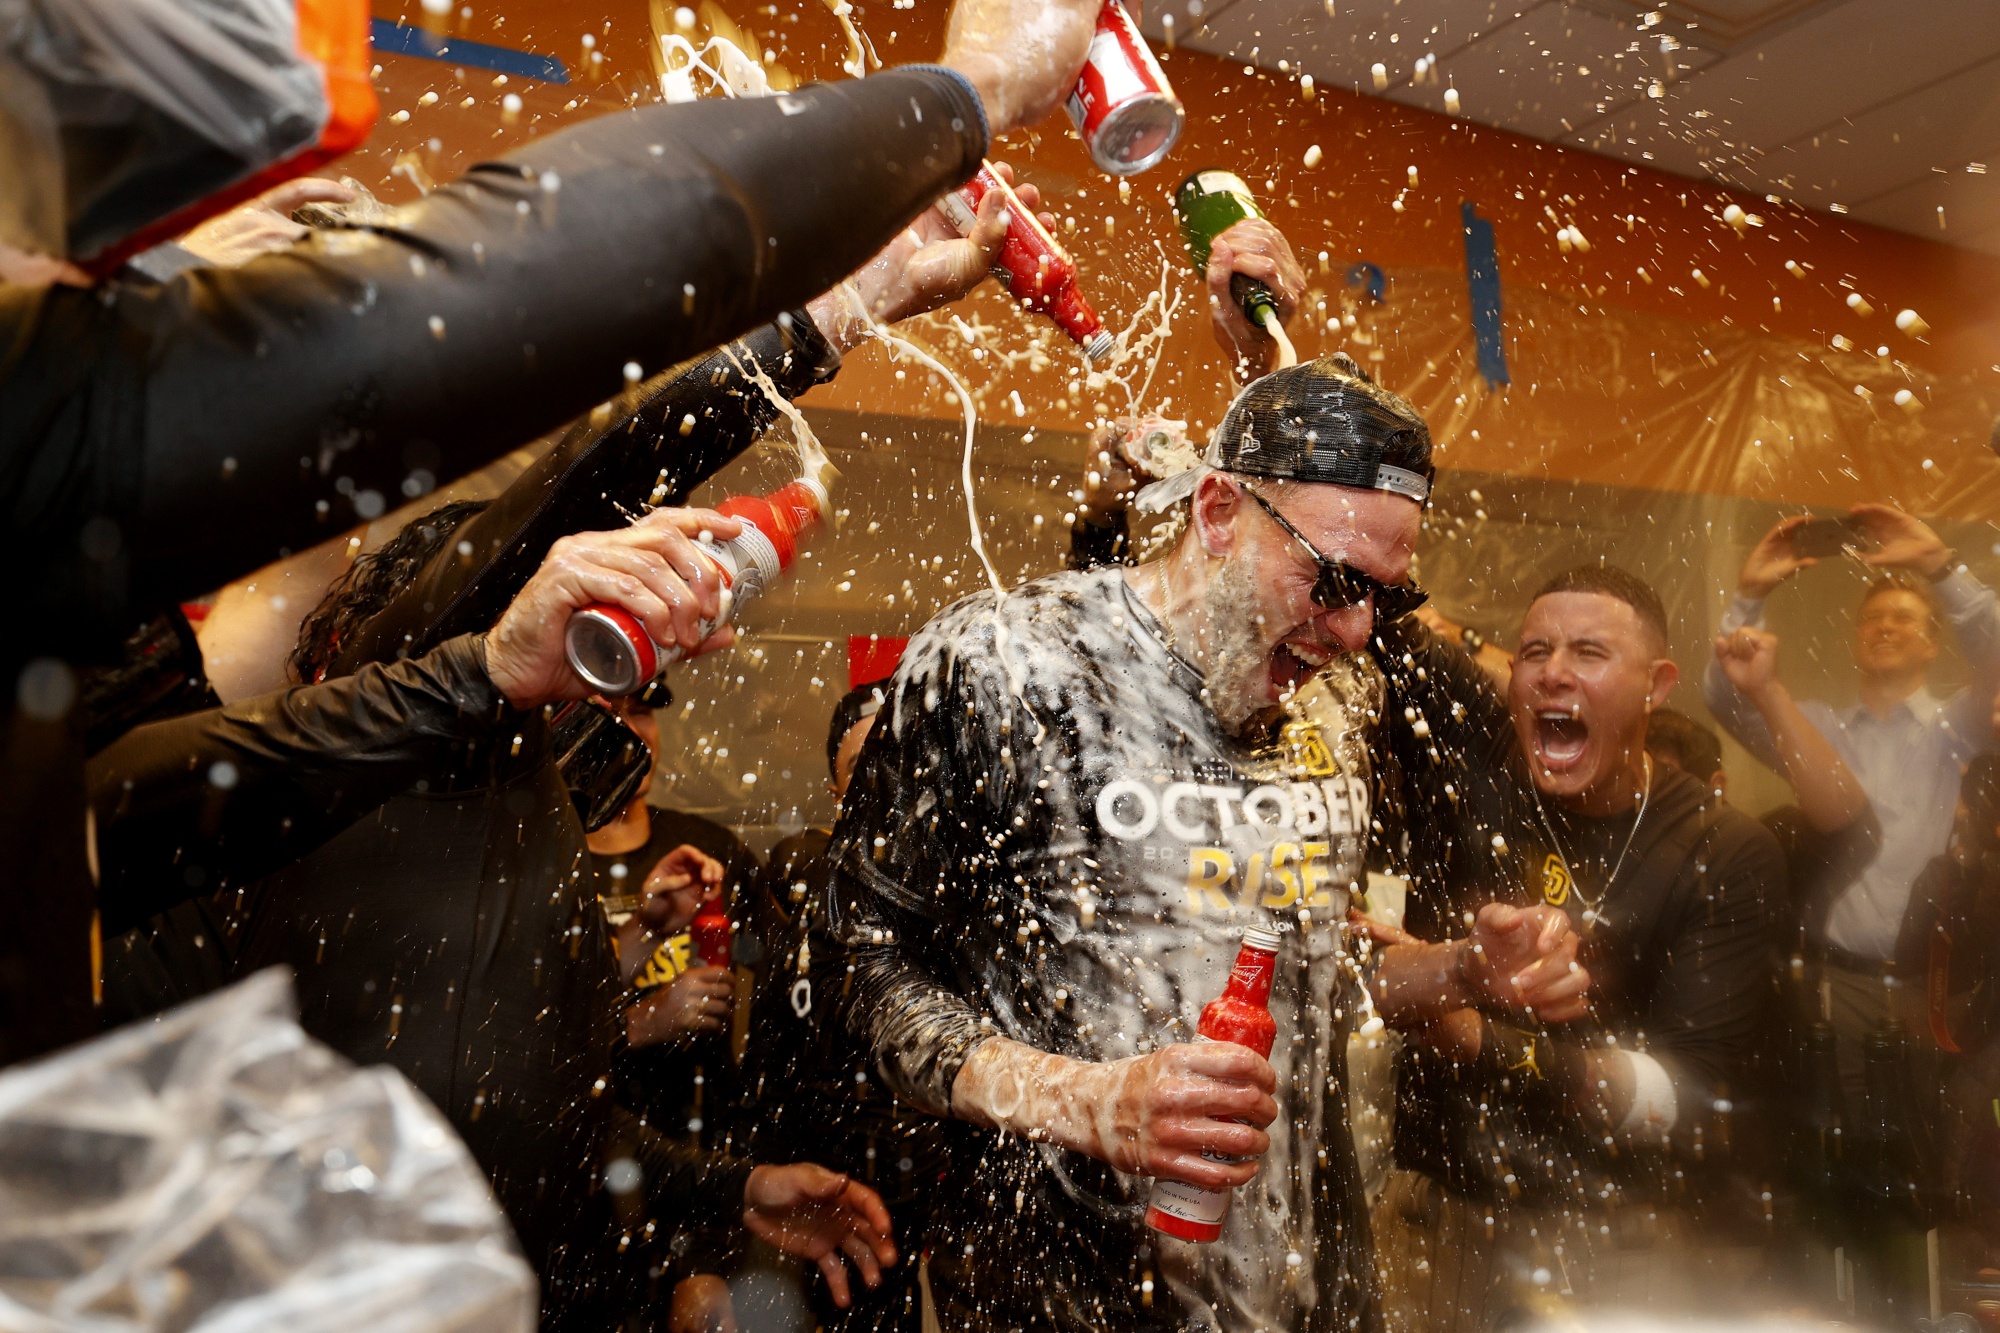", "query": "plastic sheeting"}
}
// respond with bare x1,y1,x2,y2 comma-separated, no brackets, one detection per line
0,0,374,266
0,968,534,1333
